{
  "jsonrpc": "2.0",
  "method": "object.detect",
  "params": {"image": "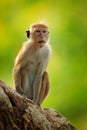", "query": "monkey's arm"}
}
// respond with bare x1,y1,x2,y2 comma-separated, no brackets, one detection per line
13,48,28,94
13,64,24,94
